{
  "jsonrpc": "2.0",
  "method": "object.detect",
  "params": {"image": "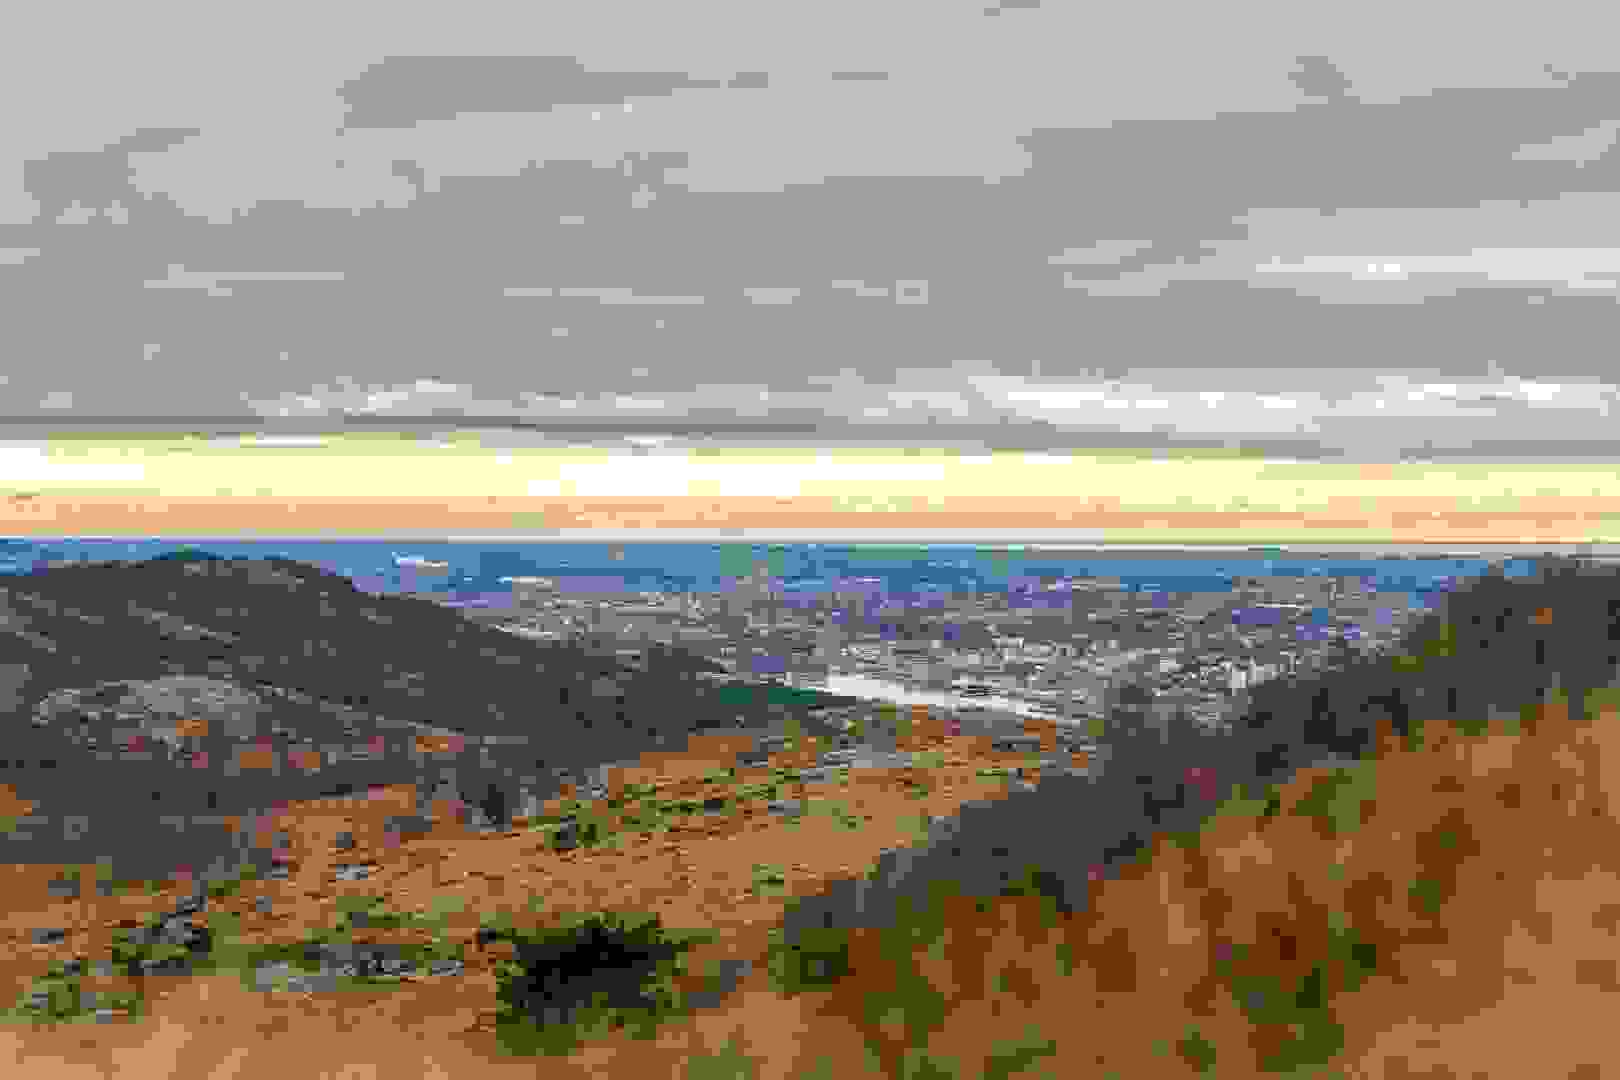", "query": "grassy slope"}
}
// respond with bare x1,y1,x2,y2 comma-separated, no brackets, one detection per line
756,688,1620,1078
0,724,1079,1072
9,678,1595,1077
